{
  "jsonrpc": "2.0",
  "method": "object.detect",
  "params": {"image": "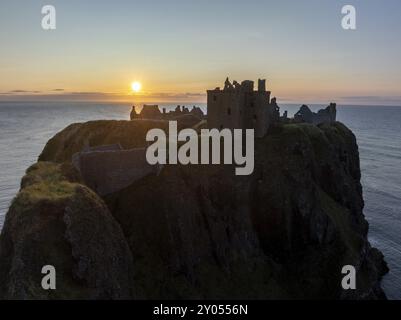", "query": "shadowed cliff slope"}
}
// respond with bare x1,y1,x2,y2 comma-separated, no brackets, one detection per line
0,120,388,299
